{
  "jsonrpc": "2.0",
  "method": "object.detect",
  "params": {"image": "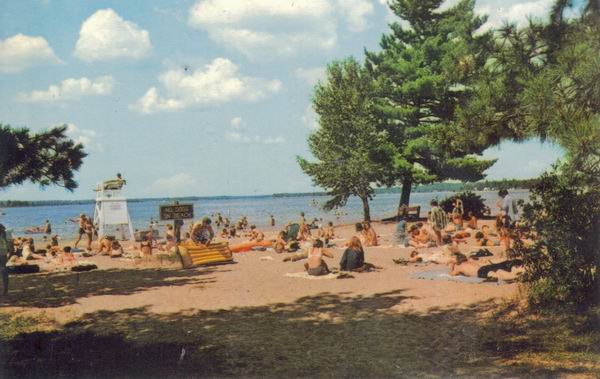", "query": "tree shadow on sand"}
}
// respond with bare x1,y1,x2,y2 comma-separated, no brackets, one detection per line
2,290,597,378
0,267,225,308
